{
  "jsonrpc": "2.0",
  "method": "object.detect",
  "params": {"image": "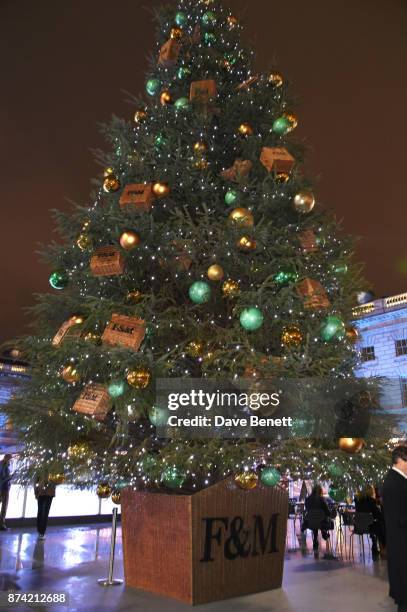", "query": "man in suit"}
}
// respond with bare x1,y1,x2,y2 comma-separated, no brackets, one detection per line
382,445,407,612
